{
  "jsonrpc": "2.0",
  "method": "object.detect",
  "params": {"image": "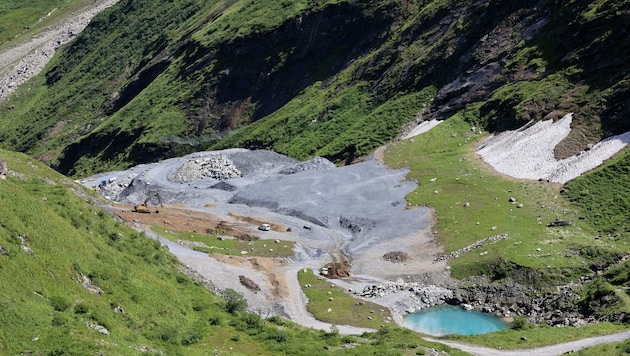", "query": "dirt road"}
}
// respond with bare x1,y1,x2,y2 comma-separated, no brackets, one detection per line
0,0,120,102
426,330,630,355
